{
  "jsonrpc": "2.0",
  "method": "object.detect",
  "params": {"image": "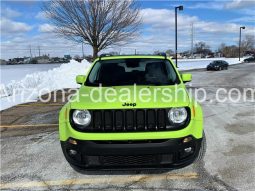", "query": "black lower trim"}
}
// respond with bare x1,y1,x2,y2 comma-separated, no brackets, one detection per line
61,136,202,170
